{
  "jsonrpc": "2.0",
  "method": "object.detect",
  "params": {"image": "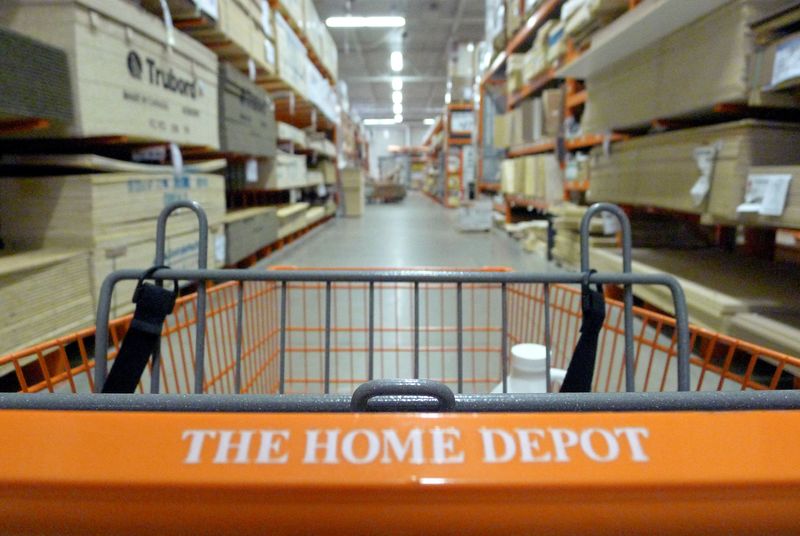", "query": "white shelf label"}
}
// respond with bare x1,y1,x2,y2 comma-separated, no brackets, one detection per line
245,158,258,183
771,35,800,87
737,174,792,217
450,111,474,133
194,0,218,19
215,235,226,263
